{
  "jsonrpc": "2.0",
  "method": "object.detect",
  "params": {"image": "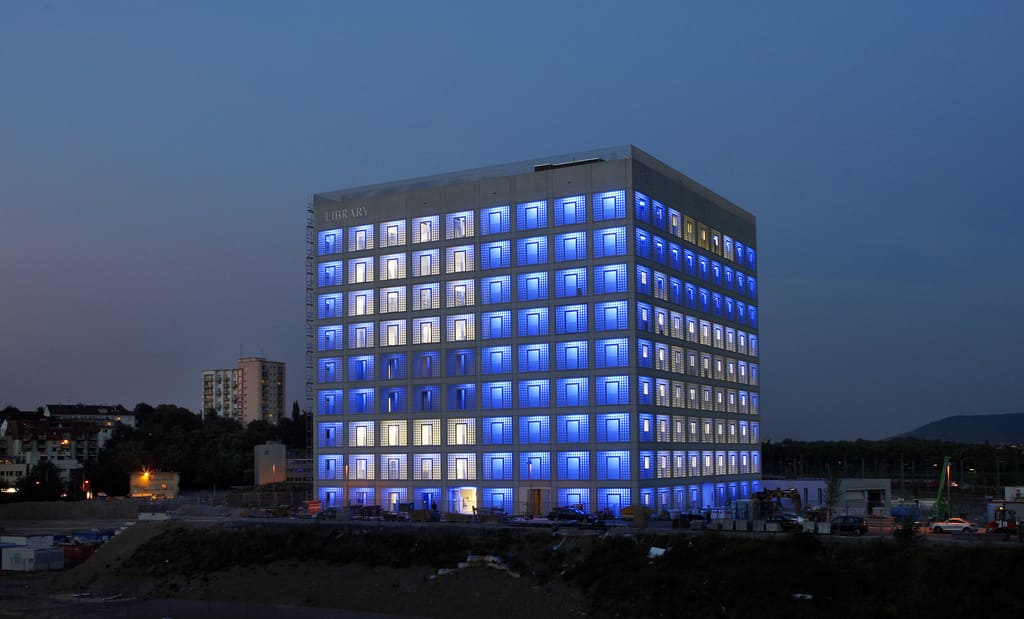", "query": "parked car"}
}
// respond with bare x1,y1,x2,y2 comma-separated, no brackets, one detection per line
769,512,805,531
929,517,976,534
831,515,869,536
548,506,600,526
